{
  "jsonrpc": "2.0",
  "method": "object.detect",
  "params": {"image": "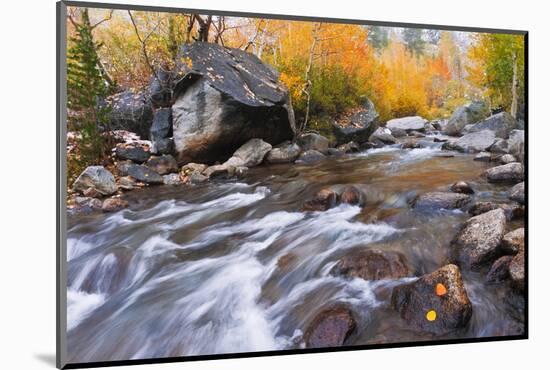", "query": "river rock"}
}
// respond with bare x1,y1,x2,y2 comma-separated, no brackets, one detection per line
390,127,407,138
203,164,230,178
509,182,525,204
468,112,518,139
327,148,345,156
295,150,326,164
443,101,489,136
304,306,356,348
468,201,523,221
474,152,492,162
340,186,363,205
102,197,129,212
450,181,474,194
490,139,509,154
118,176,137,190
302,188,338,211
103,90,154,139
298,133,329,154
181,162,207,176
127,164,164,184
414,192,471,210
386,116,427,132
171,42,295,164
115,143,151,163
500,154,516,164
451,209,506,269
485,162,524,184
265,141,301,163
82,187,101,199
73,196,103,212
391,264,472,335
224,138,272,167
332,99,379,144
502,228,524,255
369,127,397,144
509,249,525,291
331,249,410,280
73,166,117,196
336,141,360,153
443,129,496,153
486,255,513,283
145,155,178,175
508,130,524,160
188,171,209,184
162,173,182,185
